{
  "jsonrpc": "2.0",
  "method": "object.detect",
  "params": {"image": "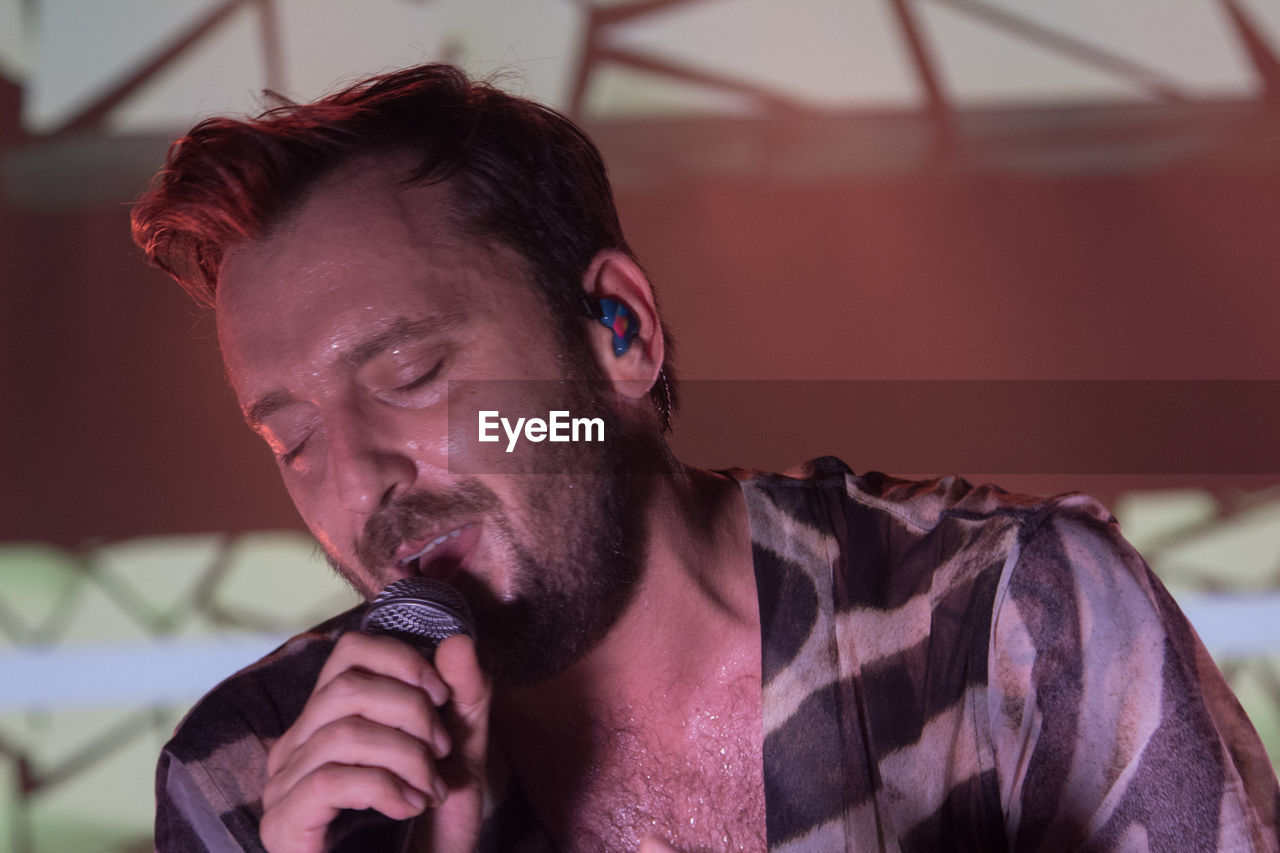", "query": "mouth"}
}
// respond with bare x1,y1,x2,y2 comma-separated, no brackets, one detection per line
395,522,481,583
